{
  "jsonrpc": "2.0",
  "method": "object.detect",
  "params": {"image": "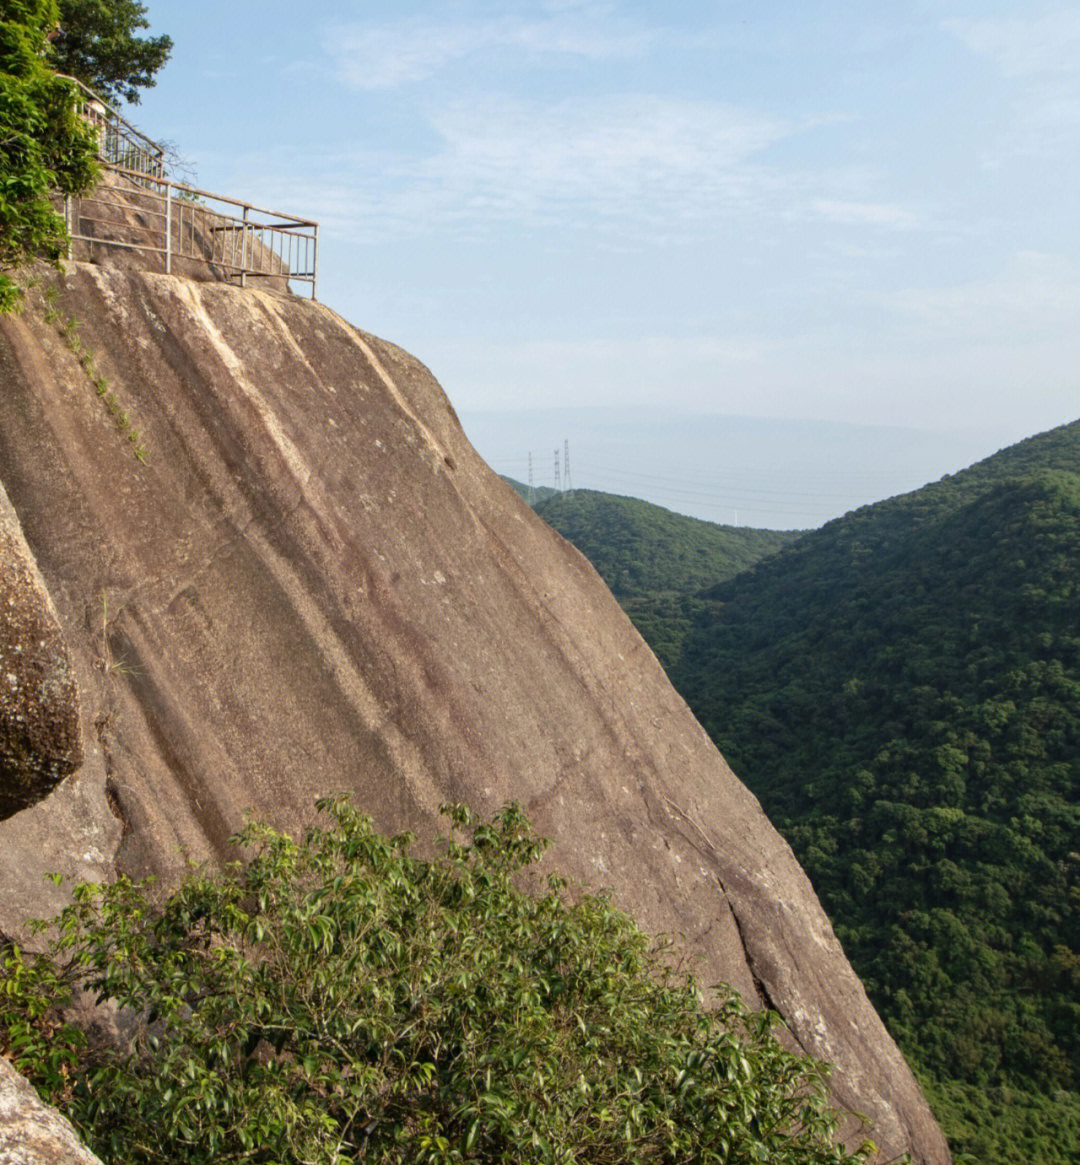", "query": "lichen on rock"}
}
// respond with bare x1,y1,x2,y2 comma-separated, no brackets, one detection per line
0,483,83,820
